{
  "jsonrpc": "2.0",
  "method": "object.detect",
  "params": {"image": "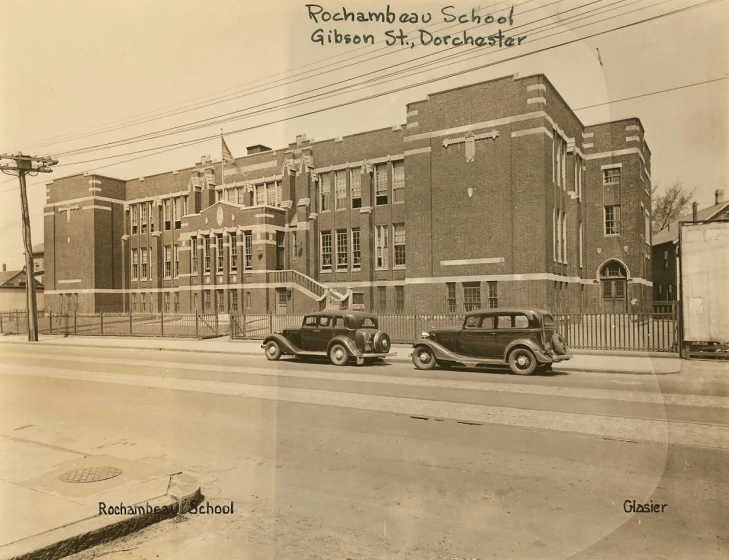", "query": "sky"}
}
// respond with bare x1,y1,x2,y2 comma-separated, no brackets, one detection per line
1,0,727,270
